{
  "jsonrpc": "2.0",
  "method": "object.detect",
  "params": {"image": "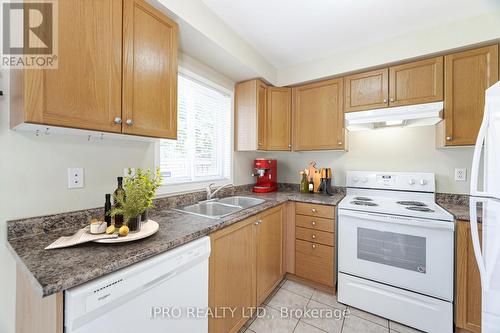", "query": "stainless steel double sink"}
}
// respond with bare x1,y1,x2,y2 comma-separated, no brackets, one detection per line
174,196,265,219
